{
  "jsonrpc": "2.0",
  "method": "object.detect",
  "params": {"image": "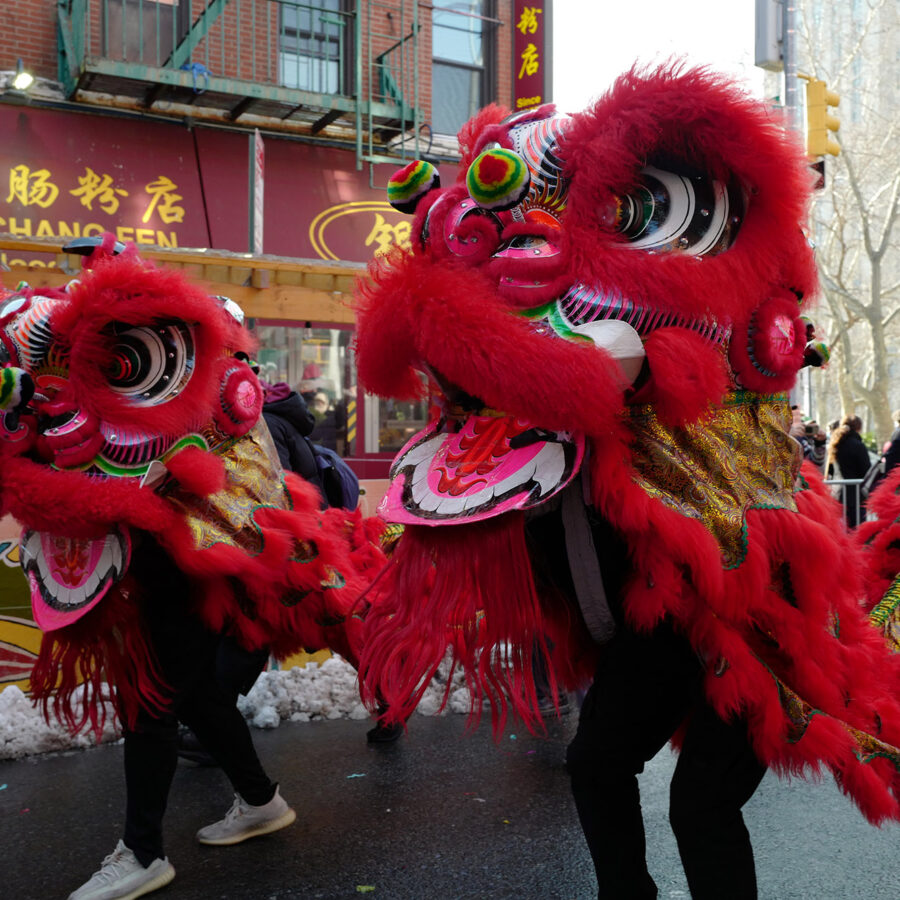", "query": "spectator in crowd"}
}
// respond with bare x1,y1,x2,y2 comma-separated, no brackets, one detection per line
262,381,327,503
310,391,339,451
882,410,900,478
789,406,827,470
827,415,871,527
